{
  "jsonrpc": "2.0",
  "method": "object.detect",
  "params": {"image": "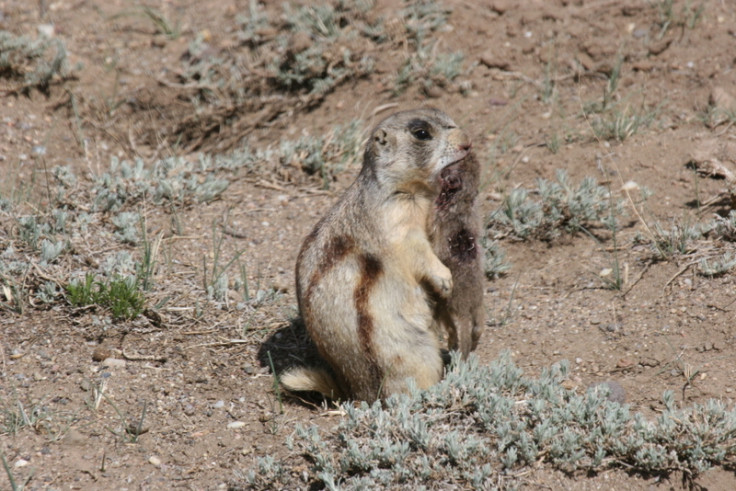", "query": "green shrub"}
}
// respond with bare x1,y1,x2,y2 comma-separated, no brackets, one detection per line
66,274,144,321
